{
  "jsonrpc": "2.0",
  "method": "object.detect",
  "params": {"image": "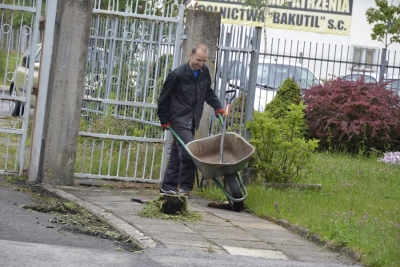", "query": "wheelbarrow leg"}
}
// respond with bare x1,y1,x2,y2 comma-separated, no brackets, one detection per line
223,173,244,212
195,168,206,189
